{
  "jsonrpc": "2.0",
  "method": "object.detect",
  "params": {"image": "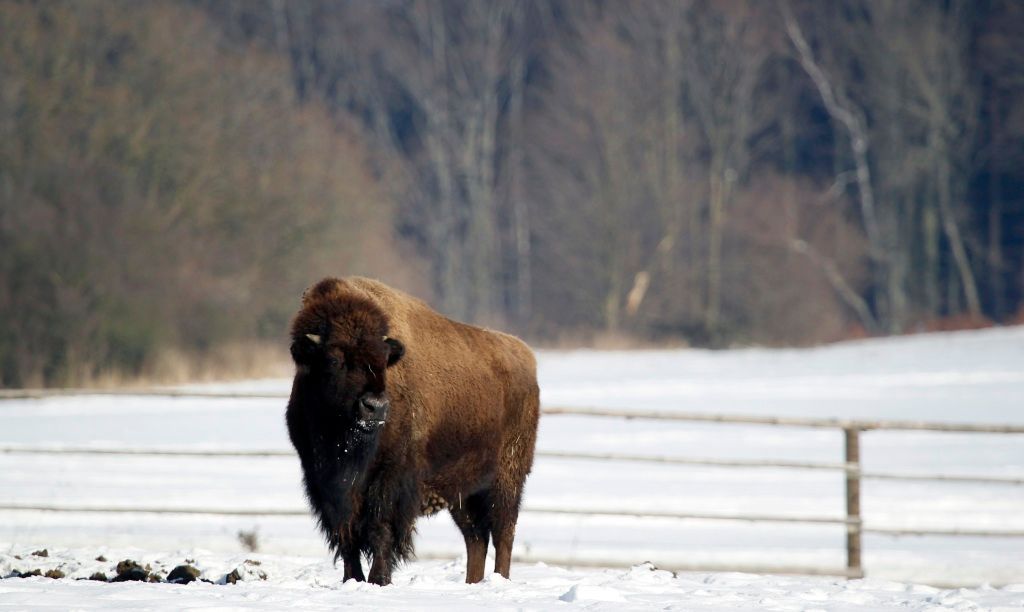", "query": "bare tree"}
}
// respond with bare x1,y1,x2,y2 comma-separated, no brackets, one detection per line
781,0,890,332
680,0,775,338
526,3,667,334
312,1,528,324
889,0,982,318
